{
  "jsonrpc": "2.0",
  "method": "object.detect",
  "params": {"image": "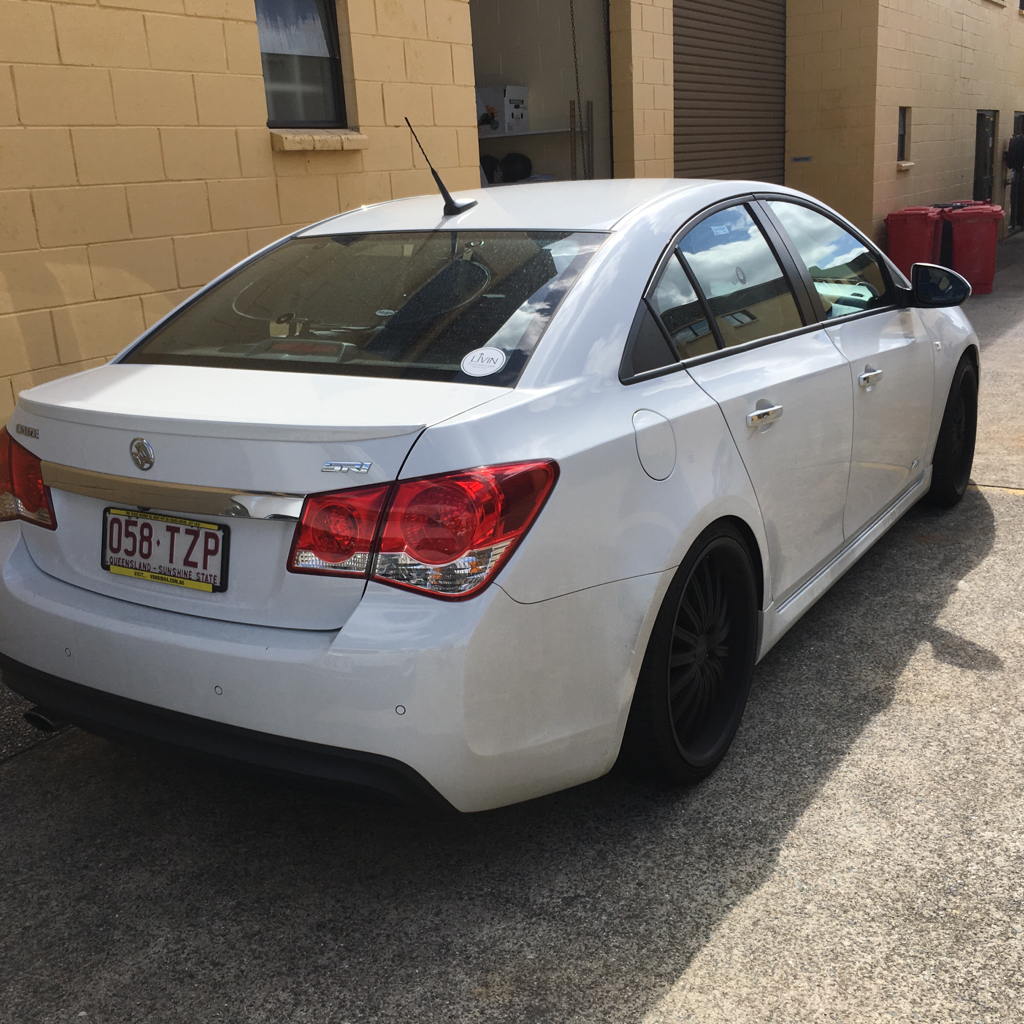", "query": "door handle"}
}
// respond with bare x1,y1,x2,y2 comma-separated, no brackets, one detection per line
746,404,783,427
858,367,883,387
